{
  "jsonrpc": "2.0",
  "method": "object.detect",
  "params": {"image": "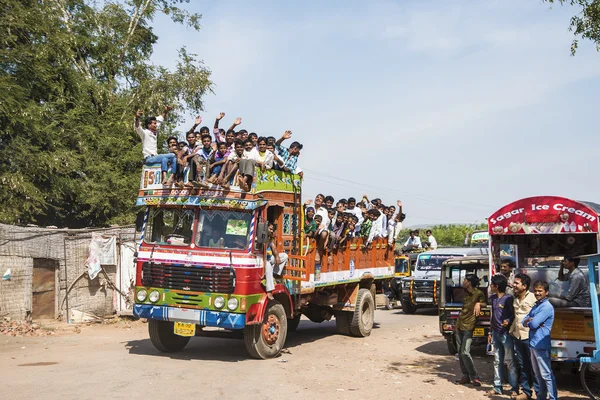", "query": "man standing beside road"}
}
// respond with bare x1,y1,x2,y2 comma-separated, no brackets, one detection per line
487,274,518,397
510,273,538,400
523,281,557,400
455,274,485,387
550,256,591,308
